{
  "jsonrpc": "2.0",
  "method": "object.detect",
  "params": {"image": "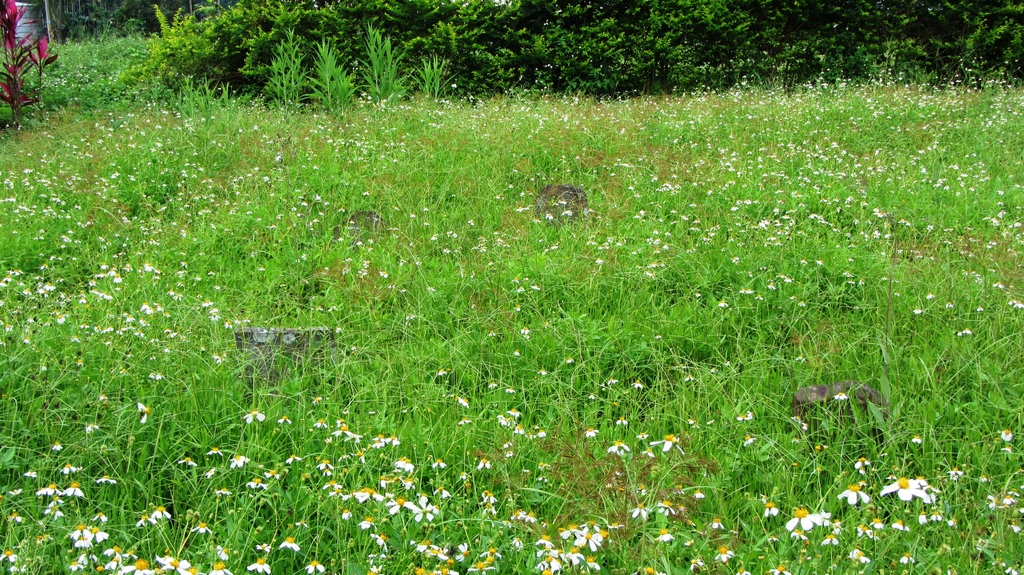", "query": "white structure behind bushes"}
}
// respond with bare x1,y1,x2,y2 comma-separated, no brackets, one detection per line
14,2,45,41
